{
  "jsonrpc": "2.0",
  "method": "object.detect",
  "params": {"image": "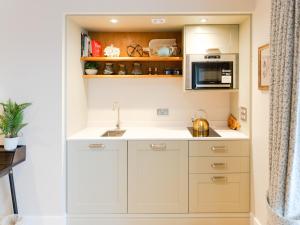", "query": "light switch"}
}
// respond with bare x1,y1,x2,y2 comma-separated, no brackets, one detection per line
240,107,247,121
157,108,169,116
